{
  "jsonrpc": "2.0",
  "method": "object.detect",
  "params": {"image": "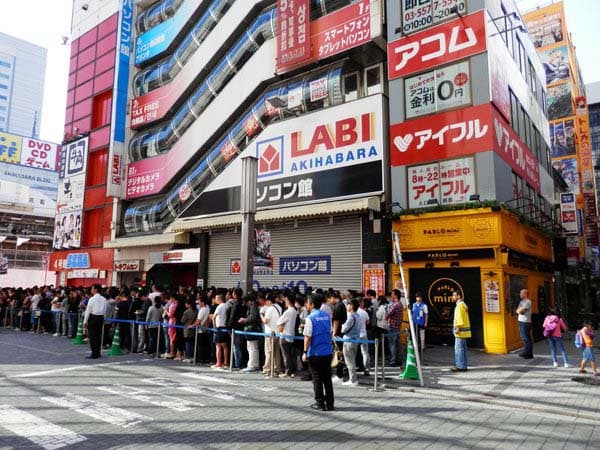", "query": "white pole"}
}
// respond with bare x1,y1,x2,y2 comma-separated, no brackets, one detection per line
395,232,425,387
